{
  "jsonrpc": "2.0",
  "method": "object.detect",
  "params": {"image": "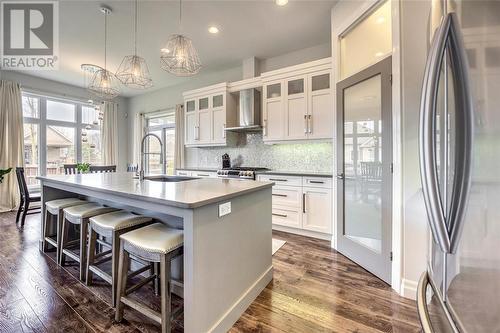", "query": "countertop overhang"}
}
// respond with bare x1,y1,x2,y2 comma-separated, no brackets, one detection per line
37,173,273,209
